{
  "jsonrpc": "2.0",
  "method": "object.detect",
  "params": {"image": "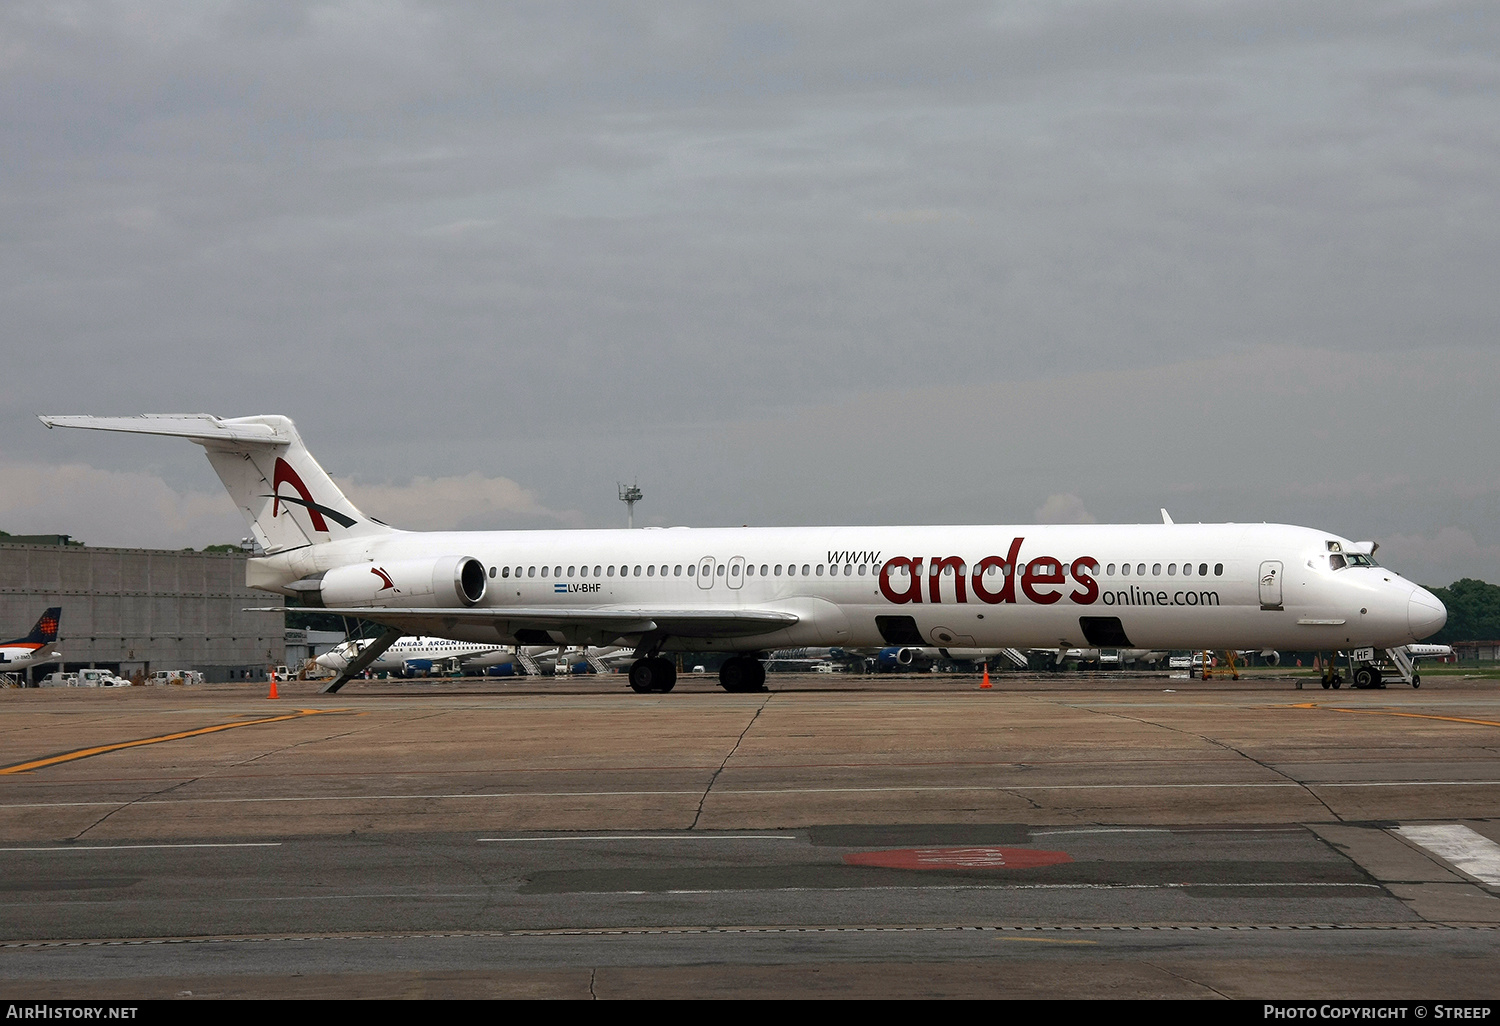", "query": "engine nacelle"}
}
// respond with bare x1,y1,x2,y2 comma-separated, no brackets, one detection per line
295,556,488,609
875,646,919,669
